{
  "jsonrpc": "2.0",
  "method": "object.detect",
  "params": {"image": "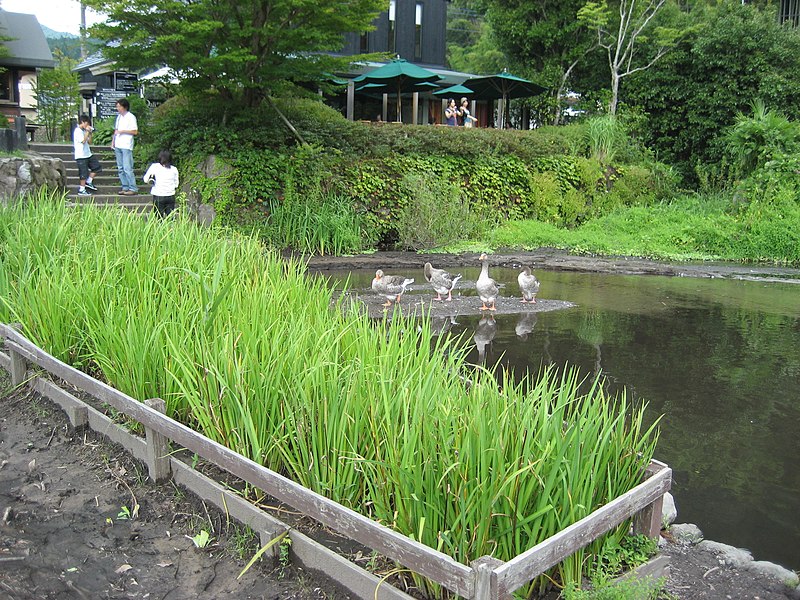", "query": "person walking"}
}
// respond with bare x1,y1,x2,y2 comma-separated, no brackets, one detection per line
73,114,102,196
112,98,139,195
143,150,180,218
